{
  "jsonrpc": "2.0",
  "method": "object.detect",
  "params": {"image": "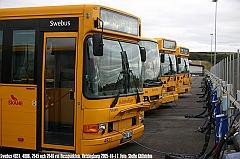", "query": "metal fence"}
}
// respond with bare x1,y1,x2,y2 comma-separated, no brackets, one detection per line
208,52,240,156
210,53,240,97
